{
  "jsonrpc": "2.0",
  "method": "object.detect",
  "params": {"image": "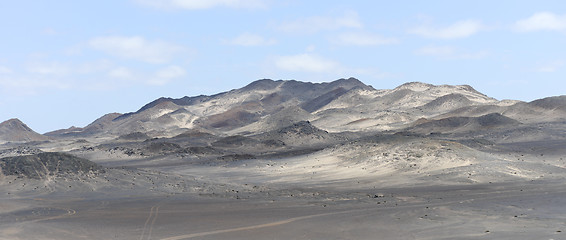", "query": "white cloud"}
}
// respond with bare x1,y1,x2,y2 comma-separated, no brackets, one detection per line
225,33,276,46
155,65,186,78
274,54,340,72
88,36,185,64
10,61,114,93
41,28,57,35
515,12,566,32
0,59,188,95
409,20,483,39
0,66,12,74
536,60,564,72
278,11,362,34
333,32,398,46
415,46,455,57
27,62,71,76
134,0,267,10
108,67,135,79
74,60,113,74
26,60,113,77
64,44,84,56
148,65,186,85
0,75,71,94
415,46,488,59
109,65,187,86
305,45,316,52
270,53,397,82
457,51,489,60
